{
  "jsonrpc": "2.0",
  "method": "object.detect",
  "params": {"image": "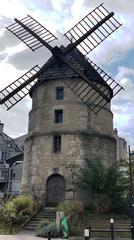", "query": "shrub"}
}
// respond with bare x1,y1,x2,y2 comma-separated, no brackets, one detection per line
91,194,111,215
13,213,28,224
0,199,5,221
77,159,127,214
36,222,59,238
4,195,34,223
37,220,50,229
12,195,34,215
58,200,84,222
